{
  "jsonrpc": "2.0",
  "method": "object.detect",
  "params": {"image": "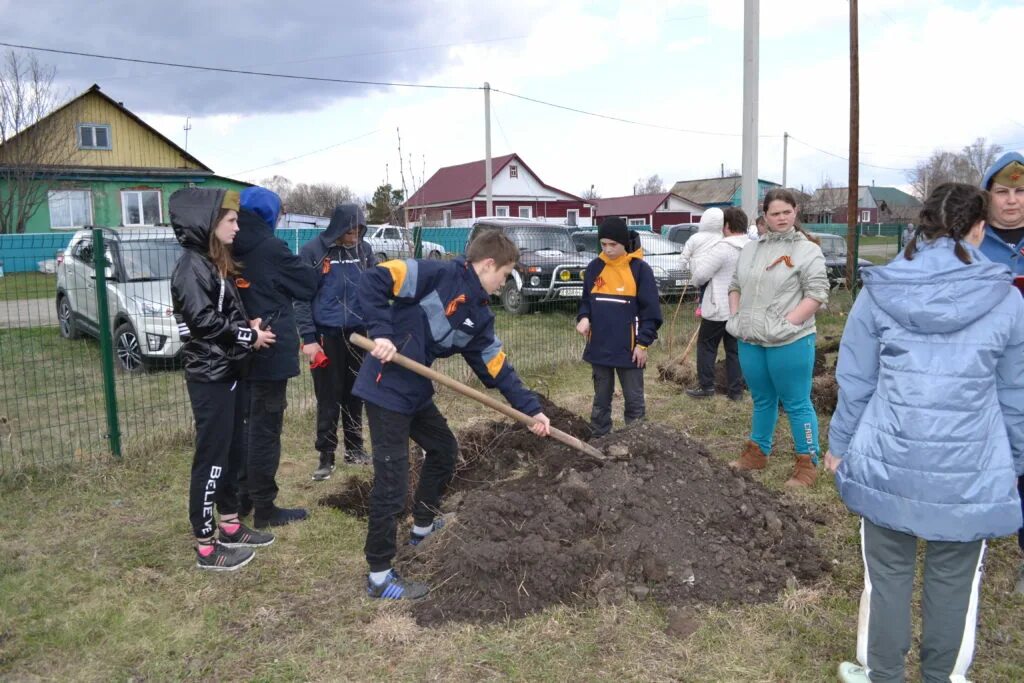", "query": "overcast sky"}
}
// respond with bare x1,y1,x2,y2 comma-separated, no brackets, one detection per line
3,0,1021,201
